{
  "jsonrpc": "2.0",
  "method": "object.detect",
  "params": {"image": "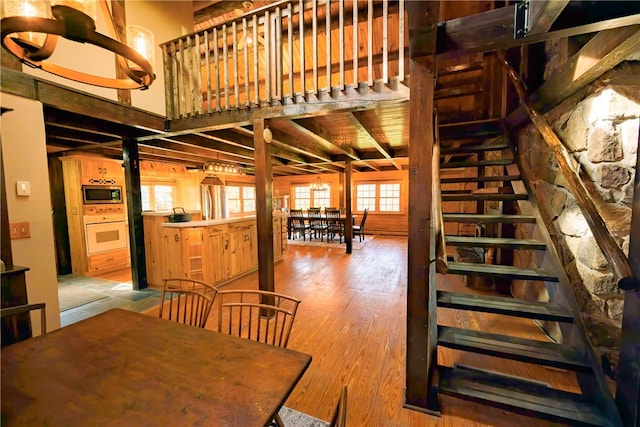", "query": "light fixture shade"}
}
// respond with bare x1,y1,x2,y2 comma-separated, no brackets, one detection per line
50,0,96,20
3,0,48,47
126,24,155,70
